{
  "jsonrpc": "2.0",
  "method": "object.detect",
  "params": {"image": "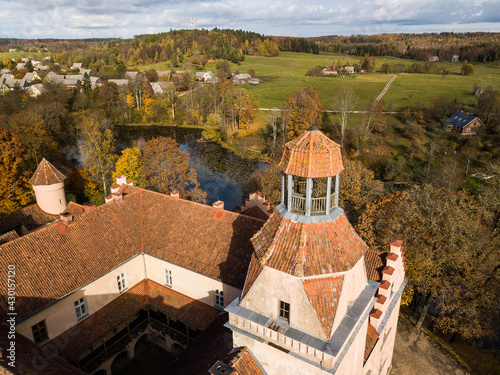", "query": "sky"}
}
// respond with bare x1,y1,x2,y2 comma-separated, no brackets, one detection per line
2,0,500,39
